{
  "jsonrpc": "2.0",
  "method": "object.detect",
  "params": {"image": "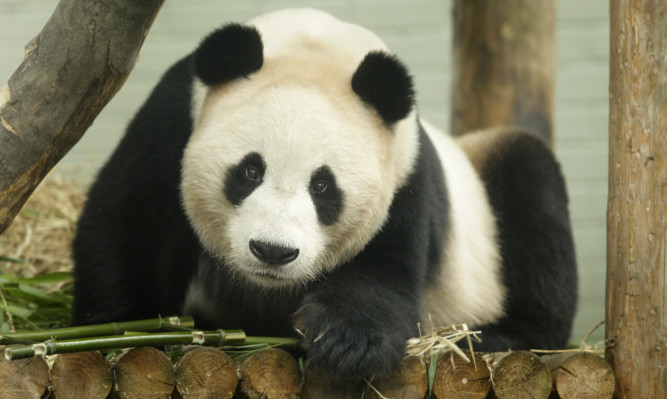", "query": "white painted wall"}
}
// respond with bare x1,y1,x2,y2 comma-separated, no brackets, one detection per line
0,0,609,345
